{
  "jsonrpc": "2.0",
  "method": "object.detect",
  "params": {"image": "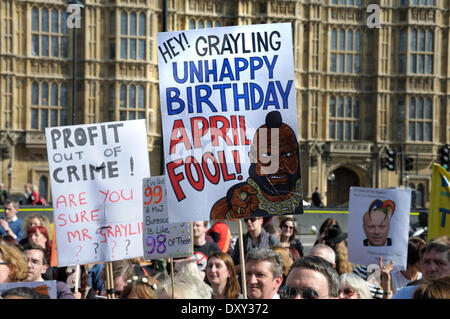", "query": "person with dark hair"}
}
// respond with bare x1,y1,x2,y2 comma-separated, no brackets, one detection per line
281,255,339,299
1,286,44,299
23,244,74,299
312,187,324,208
279,216,303,261
189,221,221,275
1,199,24,242
322,224,353,275
206,220,232,254
0,182,9,206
